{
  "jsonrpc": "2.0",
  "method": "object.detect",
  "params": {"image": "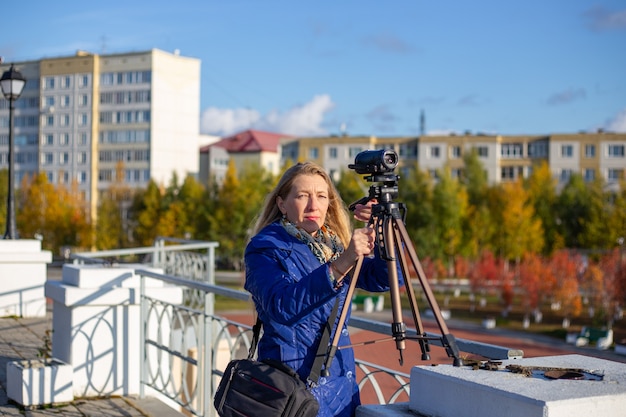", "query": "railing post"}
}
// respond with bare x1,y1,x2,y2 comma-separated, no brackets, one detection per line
199,290,214,417
139,272,147,399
